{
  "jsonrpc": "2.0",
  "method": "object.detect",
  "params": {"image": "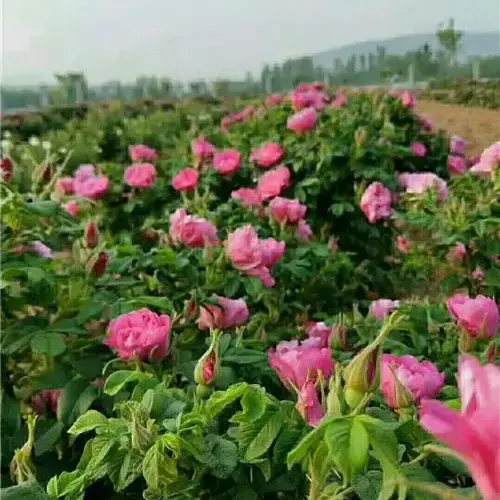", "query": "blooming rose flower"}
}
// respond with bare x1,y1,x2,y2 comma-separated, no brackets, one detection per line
213,150,242,176
306,322,333,347
450,135,467,155
331,93,348,108
192,137,216,162
169,208,219,248
265,93,283,107
296,380,325,427
269,197,307,225
360,182,392,224
268,339,334,391
400,91,415,109
231,188,263,208
296,219,313,242
369,299,400,321
257,166,291,200
197,296,249,330
62,200,79,217
470,141,500,180
129,144,158,163
172,168,199,192
287,107,318,133
448,155,468,176
259,238,286,268
106,308,171,362
0,157,14,183
56,176,74,195
33,240,53,259
396,235,411,254
124,163,157,189
447,242,467,264
411,142,427,157
381,354,445,409
419,115,434,132
447,294,499,339
74,164,96,182
74,175,109,199
399,172,448,203
249,142,285,169
420,356,500,500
